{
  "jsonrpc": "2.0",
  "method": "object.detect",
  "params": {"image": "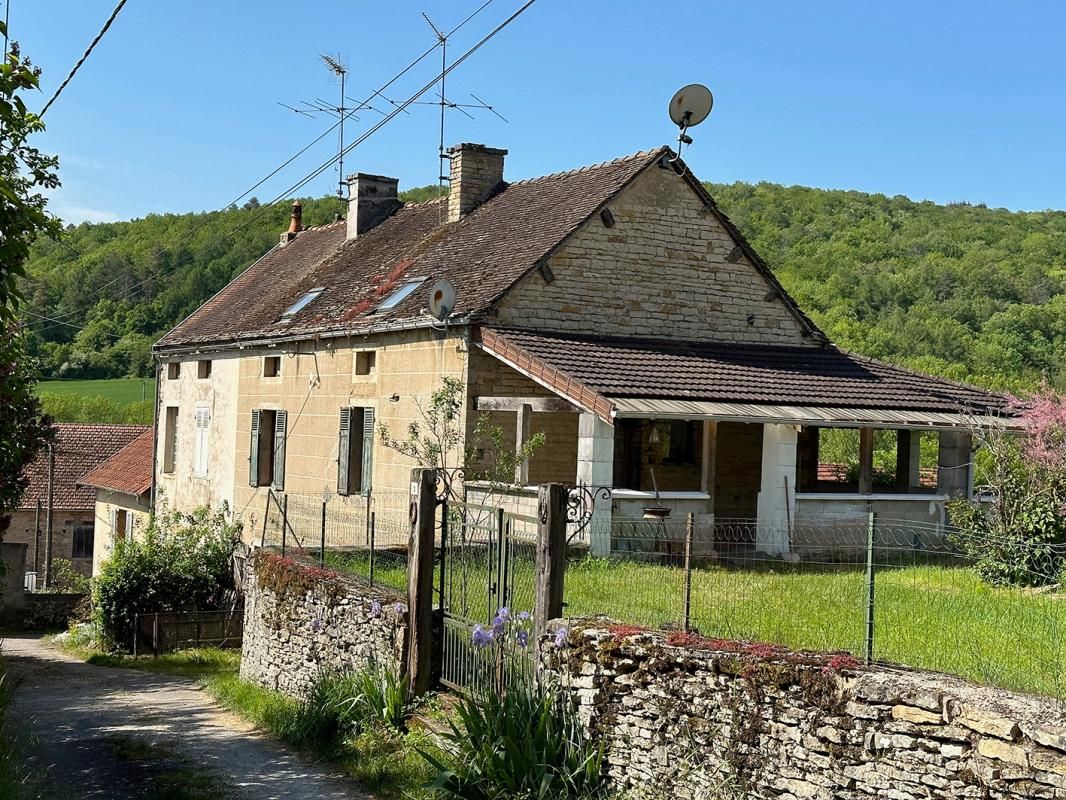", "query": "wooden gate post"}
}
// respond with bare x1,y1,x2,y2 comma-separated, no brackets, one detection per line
407,468,437,697
535,483,568,639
